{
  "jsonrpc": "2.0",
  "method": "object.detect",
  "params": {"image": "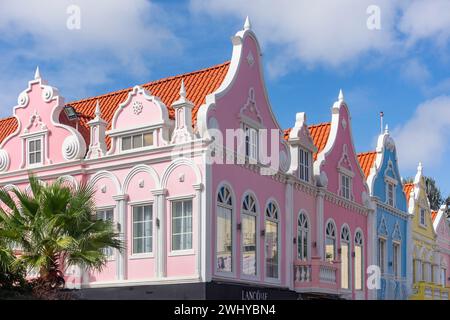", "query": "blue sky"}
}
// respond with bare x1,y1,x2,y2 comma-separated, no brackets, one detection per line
0,0,450,197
